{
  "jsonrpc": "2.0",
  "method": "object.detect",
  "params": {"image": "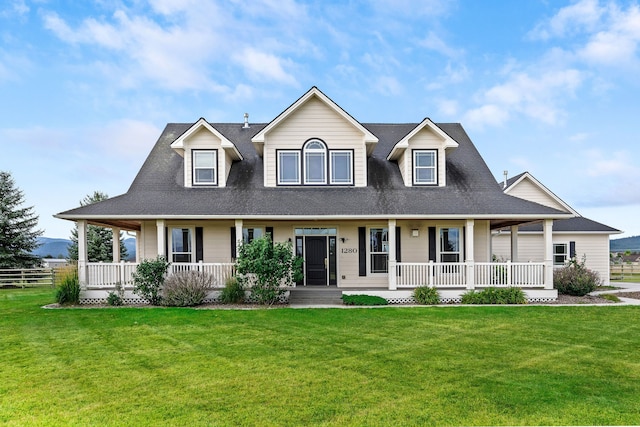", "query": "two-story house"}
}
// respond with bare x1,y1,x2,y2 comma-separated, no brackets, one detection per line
57,87,578,304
